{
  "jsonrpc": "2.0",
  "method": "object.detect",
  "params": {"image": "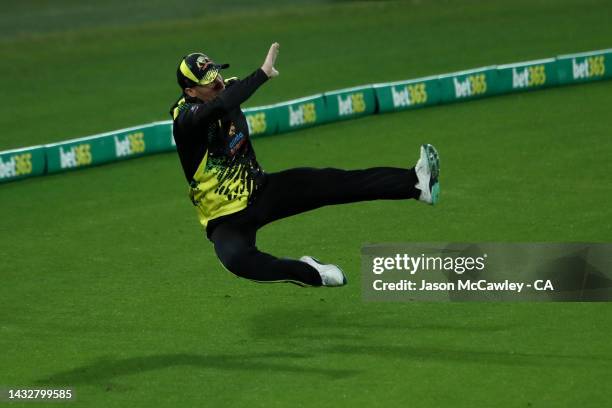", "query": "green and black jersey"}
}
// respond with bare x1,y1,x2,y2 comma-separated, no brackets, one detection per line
170,68,269,228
